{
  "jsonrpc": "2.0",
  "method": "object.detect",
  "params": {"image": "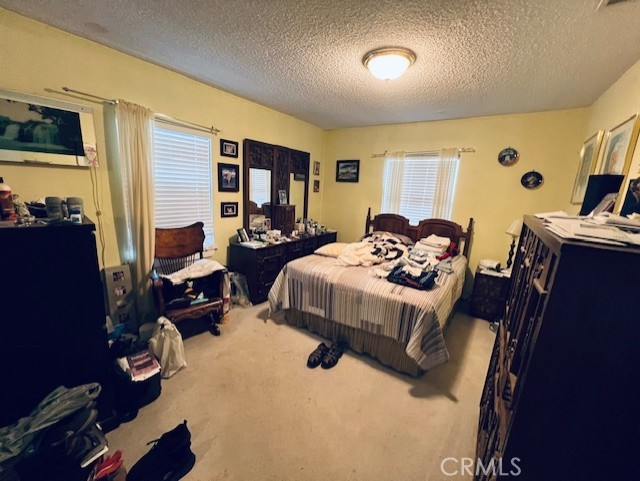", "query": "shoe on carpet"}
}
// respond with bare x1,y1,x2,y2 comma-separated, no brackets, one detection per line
127,420,196,481
307,342,330,368
321,341,347,369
